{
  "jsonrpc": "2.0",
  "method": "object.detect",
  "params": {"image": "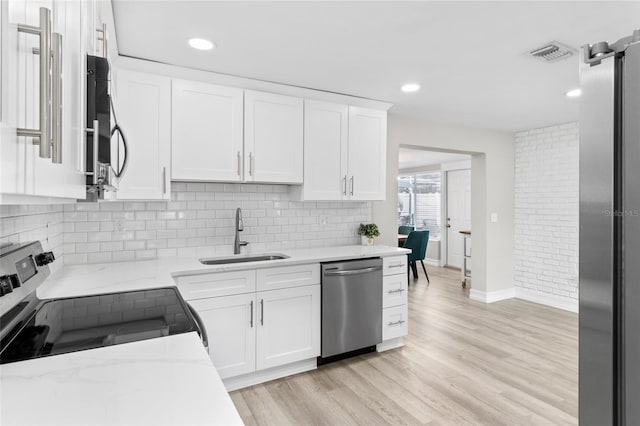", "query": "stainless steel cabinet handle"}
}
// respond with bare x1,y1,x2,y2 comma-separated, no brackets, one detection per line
250,300,254,328
350,176,354,196
249,153,254,177
260,299,264,325
16,7,52,159
92,120,99,184
162,167,167,194
388,320,406,326
237,151,241,176
324,266,382,276
388,263,404,268
51,32,62,164
387,288,405,294
342,176,347,196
